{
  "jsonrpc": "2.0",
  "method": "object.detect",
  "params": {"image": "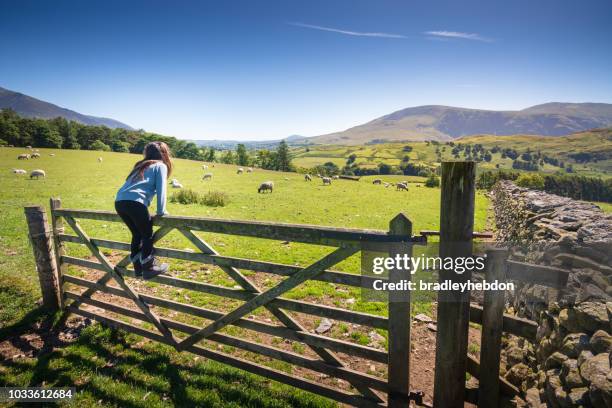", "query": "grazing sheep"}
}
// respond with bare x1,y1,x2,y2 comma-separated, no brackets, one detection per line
396,182,408,191
202,173,213,180
12,169,27,174
258,181,274,193
383,182,390,188
26,145,32,149
31,153,40,158
373,179,382,185
322,177,332,185
202,164,208,169
284,177,289,181
237,167,244,174
247,167,253,173
98,157,103,162
17,154,30,160
304,174,312,181
49,153,55,156
30,169,46,179
333,175,339,180
171,179,183,188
